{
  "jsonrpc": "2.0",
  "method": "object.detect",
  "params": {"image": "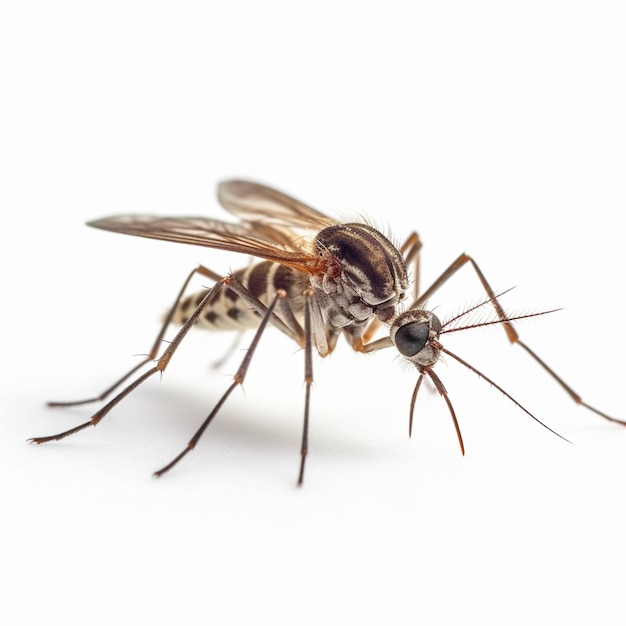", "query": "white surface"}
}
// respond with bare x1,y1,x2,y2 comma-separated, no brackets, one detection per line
3,1,626,624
